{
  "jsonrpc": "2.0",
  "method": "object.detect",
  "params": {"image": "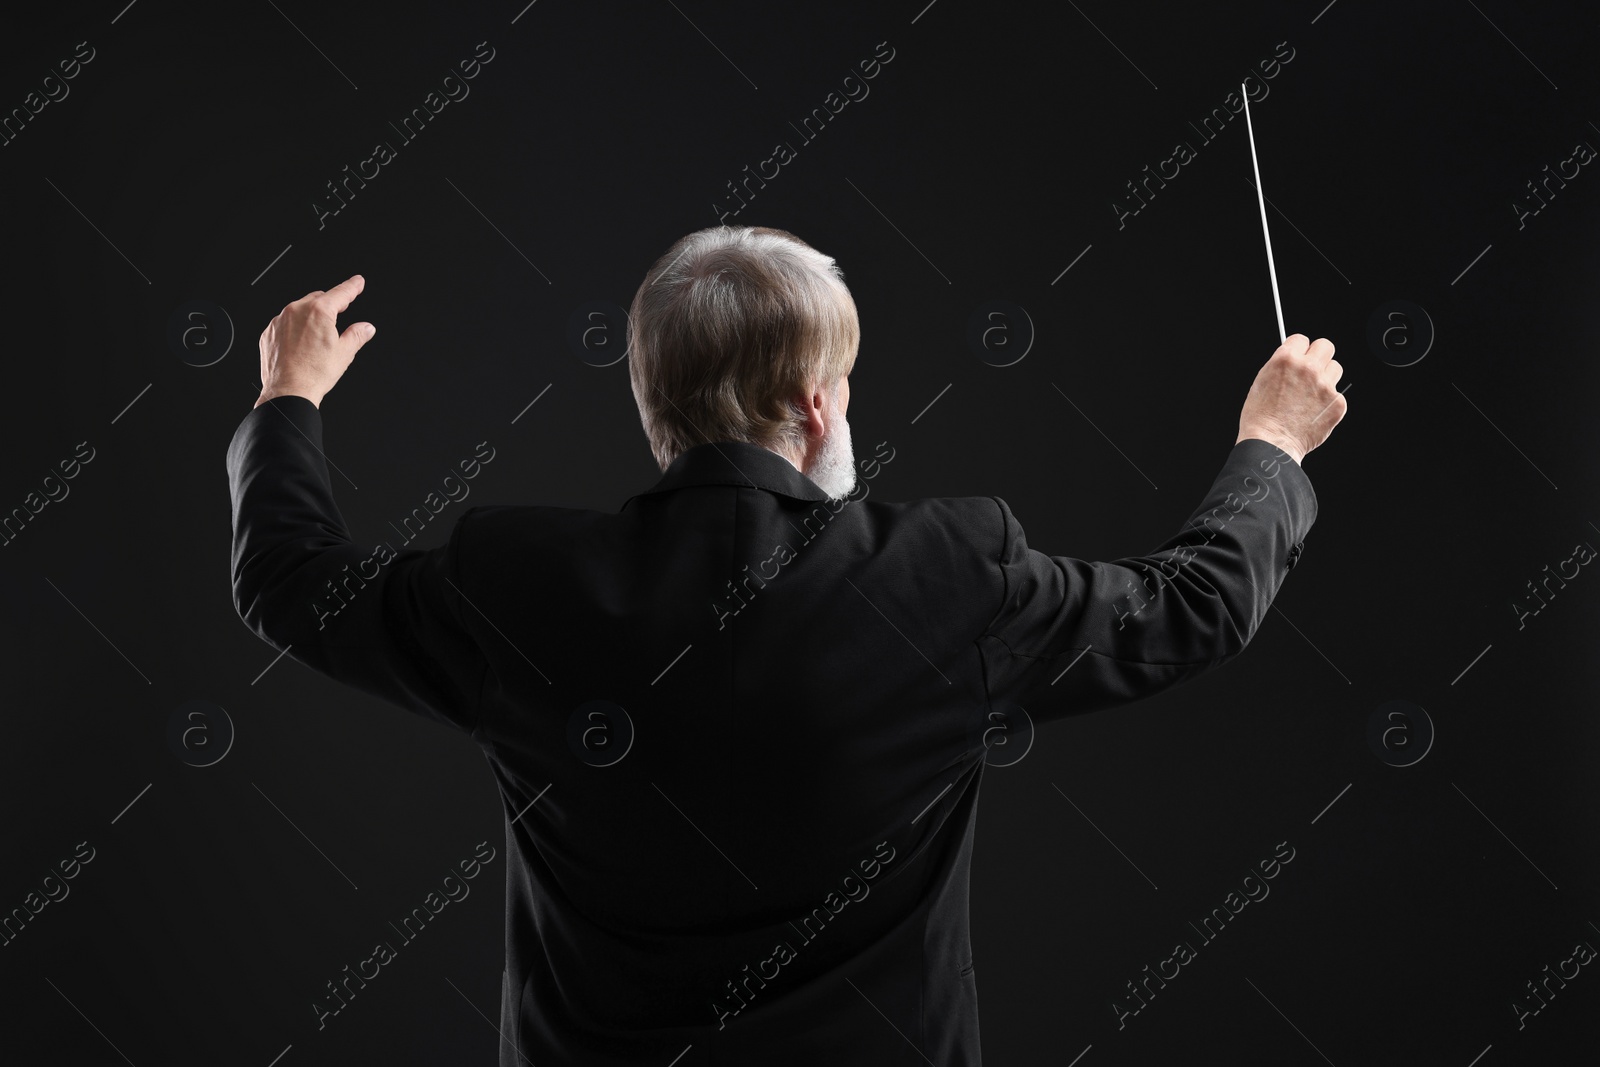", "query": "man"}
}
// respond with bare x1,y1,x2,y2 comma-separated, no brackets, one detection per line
228,225,1344,1065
